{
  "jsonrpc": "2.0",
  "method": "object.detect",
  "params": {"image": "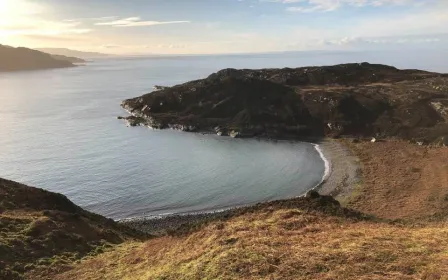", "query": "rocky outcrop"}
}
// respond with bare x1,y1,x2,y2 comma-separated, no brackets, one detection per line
0,44,74,72
121,63,448,143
